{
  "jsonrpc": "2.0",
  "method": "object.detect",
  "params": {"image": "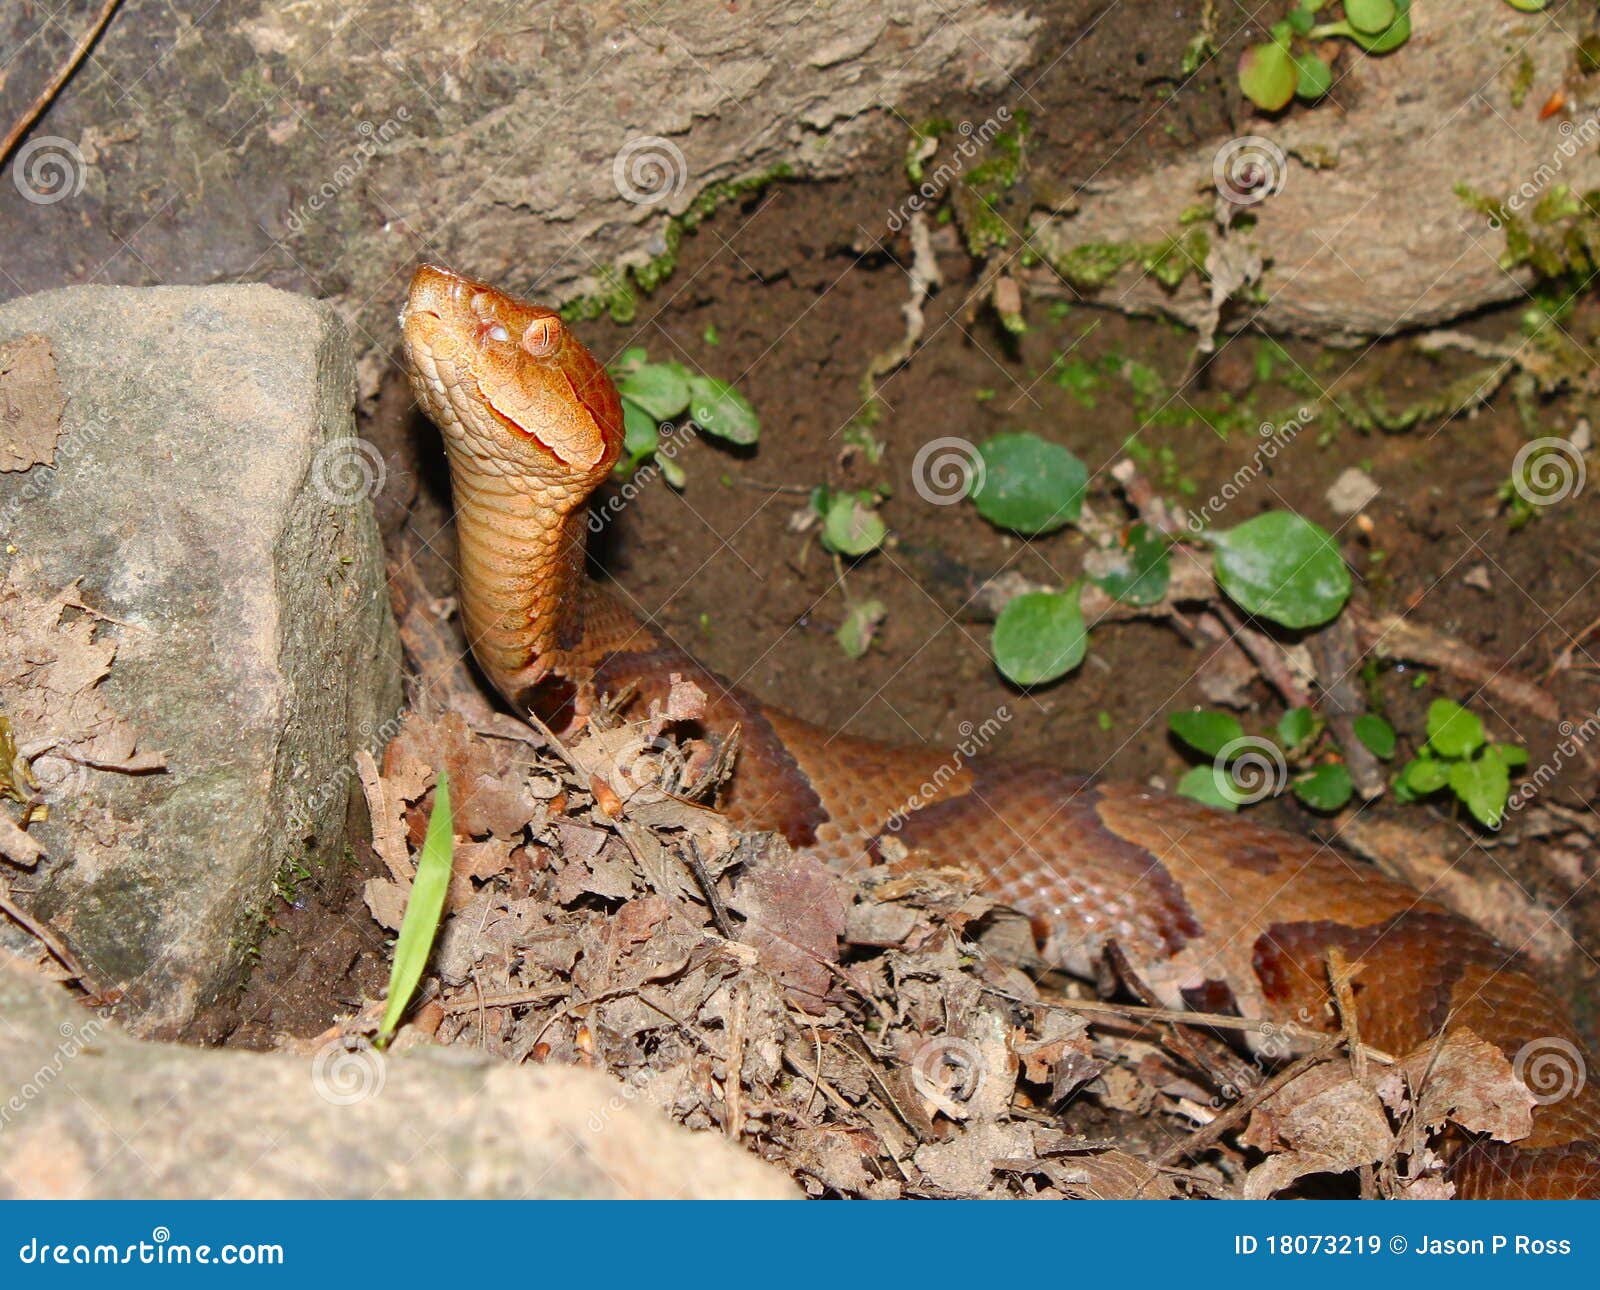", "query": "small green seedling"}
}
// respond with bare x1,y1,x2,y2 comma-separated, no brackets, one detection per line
1393,699,1528,828
1238,1,1412,112
811,484,888,557
608,347,760,480
378,771,454,1046
1168,704,1389,812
